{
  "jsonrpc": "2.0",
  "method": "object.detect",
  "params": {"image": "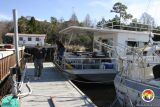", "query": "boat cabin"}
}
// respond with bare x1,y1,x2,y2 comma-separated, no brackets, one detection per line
60,26,160,57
